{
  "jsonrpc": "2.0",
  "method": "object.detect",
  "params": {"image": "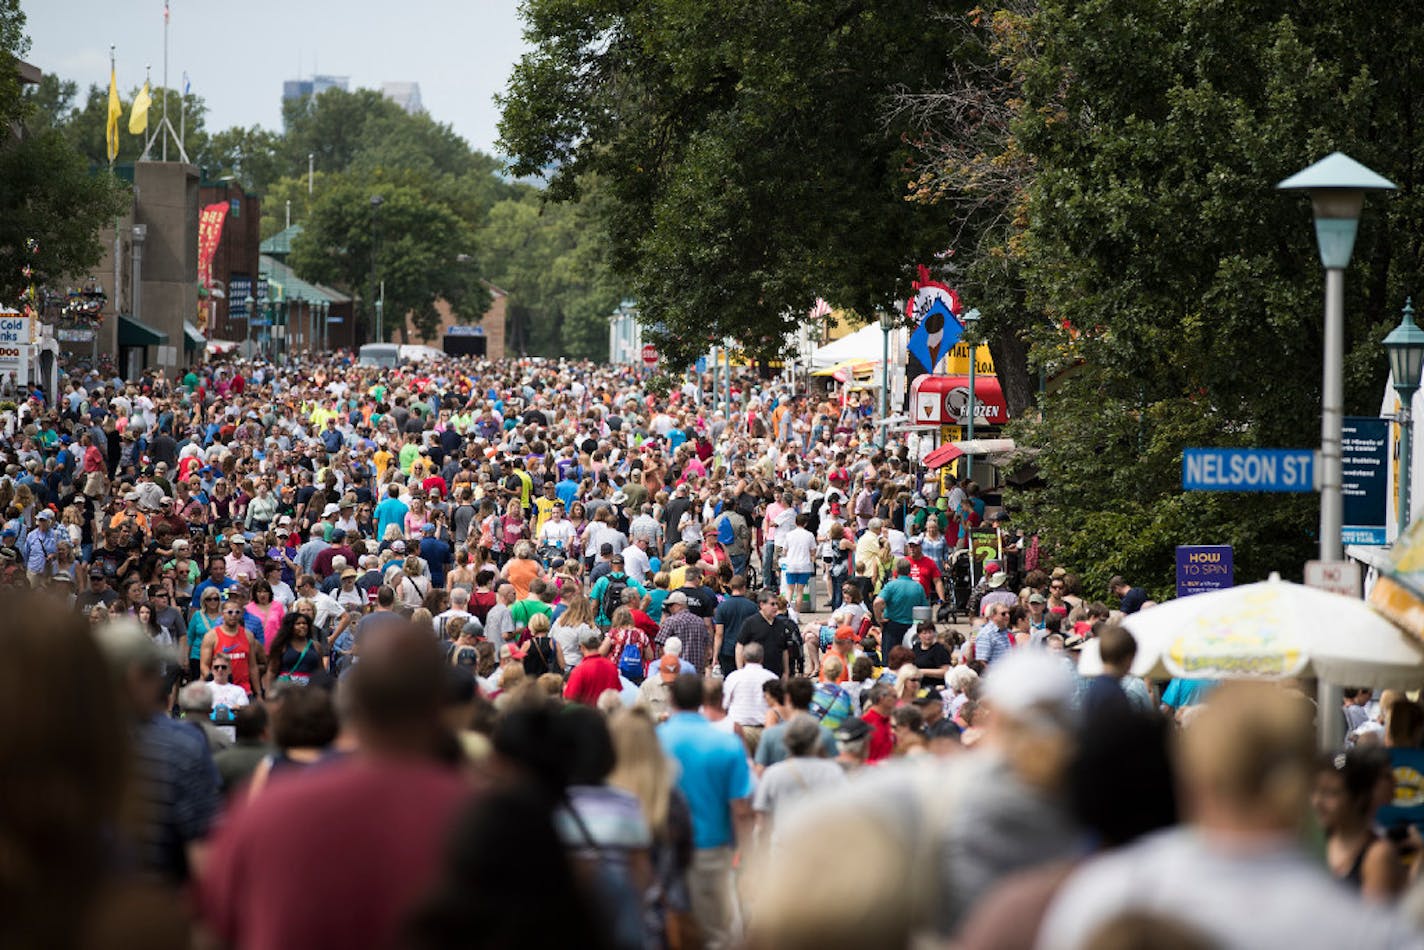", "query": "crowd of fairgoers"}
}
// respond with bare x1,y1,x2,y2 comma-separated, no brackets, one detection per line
3,349,1423,949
